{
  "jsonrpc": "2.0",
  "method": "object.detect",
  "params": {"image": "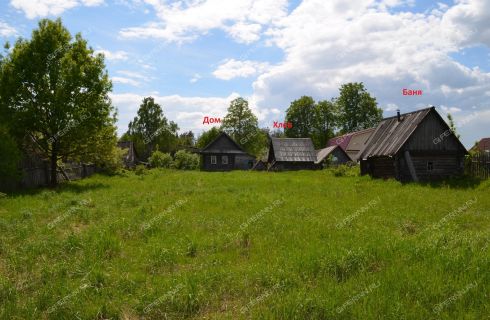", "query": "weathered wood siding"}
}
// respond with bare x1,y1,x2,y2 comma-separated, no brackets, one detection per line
331,148,351,165
269,162,318,171
398,153,464,181
361,157,396,179
201,154,235,171
405,111,462,152
234,154,255,170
